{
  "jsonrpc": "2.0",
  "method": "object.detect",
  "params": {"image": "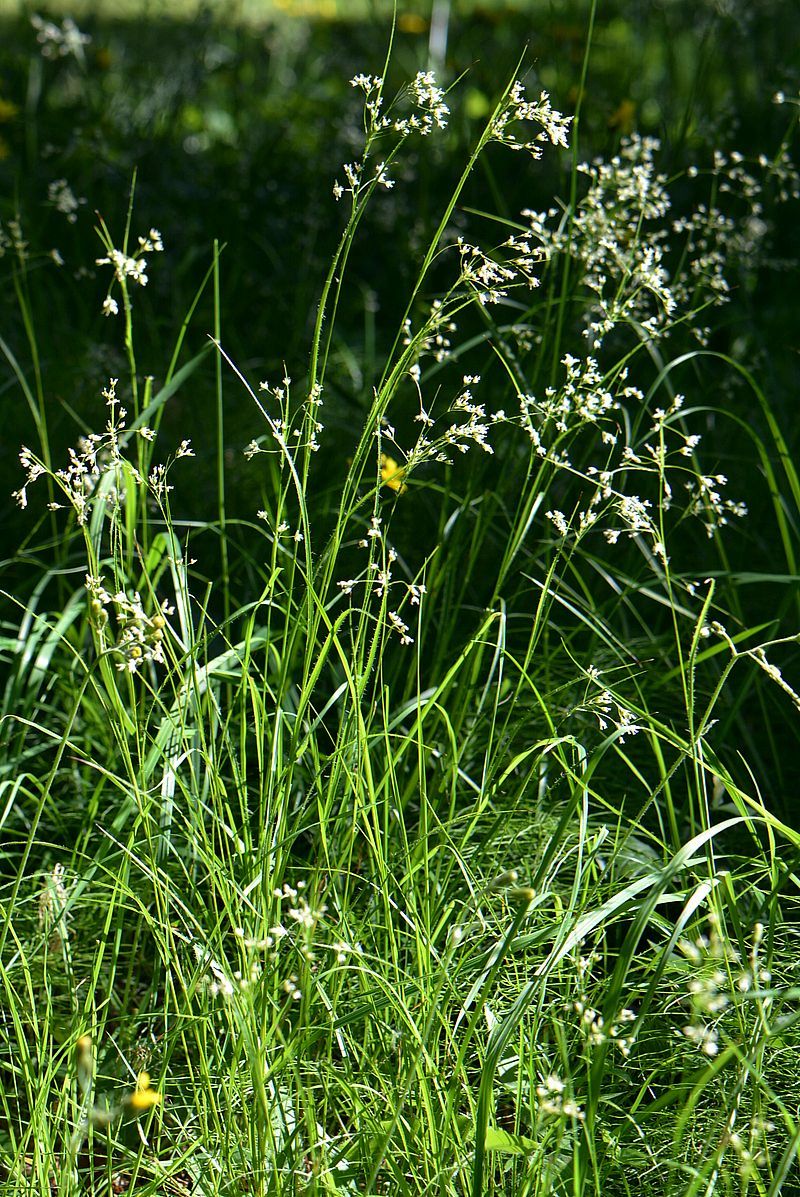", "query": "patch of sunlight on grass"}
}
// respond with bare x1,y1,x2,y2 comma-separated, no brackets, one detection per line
1,0,367,21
